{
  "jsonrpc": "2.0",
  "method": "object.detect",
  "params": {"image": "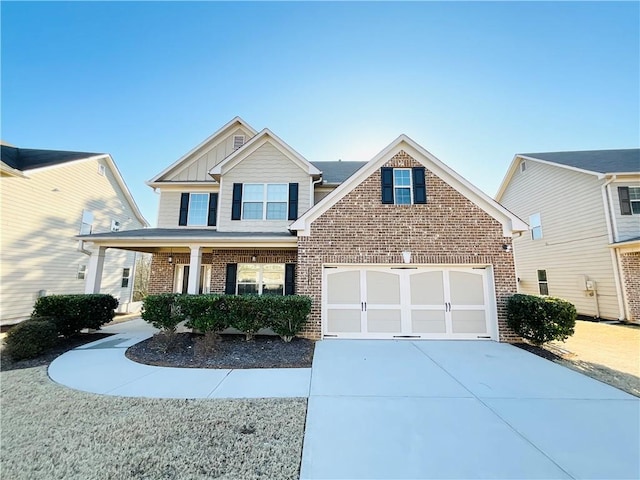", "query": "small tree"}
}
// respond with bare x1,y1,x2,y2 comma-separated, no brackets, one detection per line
133,254,152,302
507,294,577,346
